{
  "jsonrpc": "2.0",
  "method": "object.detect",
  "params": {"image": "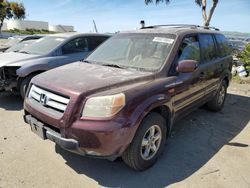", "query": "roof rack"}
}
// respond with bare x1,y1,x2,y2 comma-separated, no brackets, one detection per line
141,24,220,31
